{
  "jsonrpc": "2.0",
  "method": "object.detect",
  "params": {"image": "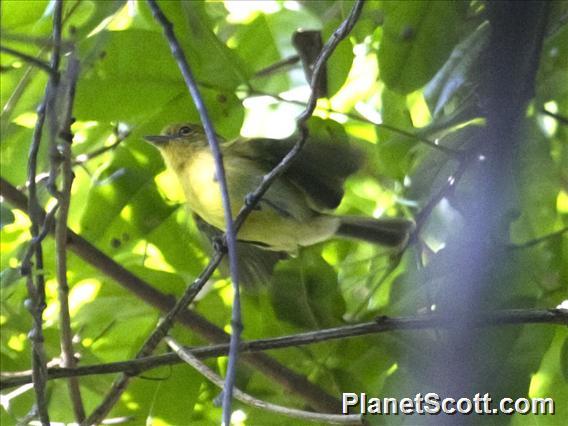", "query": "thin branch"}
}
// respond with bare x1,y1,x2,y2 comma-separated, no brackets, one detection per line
144,3,242,423
0,45,55,76
540,107,568,126
412,148,473,236
3,308,565,390
1,0,81,127
20,1,64,423
233,0,365,233
510,226,568,250
72,125,130,165
165,337,363,425
81,253,224,425
228,2,365,419
20,204,59,275
0,177,342,414
253,54,300,78
241,87,459,156
53,53,85,422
